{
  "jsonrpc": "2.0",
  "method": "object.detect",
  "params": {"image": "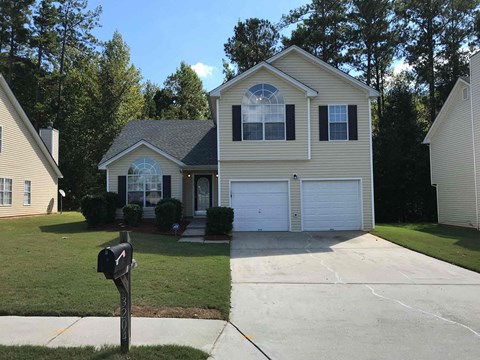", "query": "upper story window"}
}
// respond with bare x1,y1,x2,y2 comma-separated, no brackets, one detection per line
328,105,348,140
463,87,469,100
242,84,285,140
127,157,162,207
0,177,12,206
